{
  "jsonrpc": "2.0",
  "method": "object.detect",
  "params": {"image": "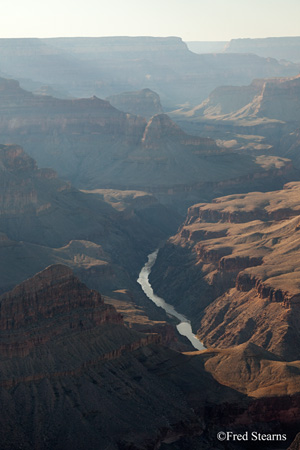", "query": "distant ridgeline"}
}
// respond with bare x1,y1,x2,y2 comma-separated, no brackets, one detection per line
224,36,300,62
186,36,300,62
0,36,299,107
